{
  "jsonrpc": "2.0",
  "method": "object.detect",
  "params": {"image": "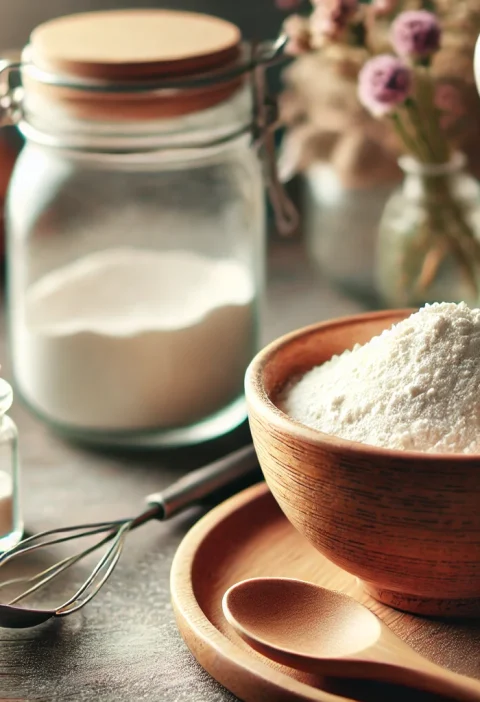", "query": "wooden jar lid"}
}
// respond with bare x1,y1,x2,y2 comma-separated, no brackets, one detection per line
23,9,244,120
